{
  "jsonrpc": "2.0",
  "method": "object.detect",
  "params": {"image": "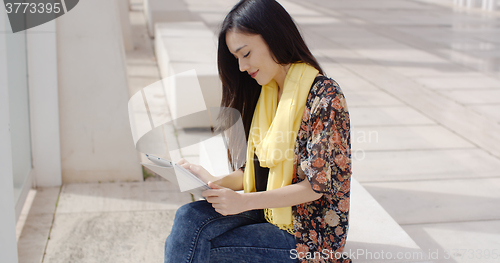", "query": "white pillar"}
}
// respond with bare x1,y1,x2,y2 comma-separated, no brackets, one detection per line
117,0,134,51
0,5,20,263
481,0,496,10
488,0,496,11
26,20,62,187
56,0,142,183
